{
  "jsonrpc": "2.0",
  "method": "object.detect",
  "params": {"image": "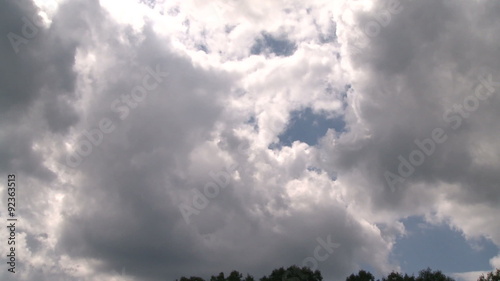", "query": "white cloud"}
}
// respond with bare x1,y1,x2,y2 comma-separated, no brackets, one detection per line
1,0,500,280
